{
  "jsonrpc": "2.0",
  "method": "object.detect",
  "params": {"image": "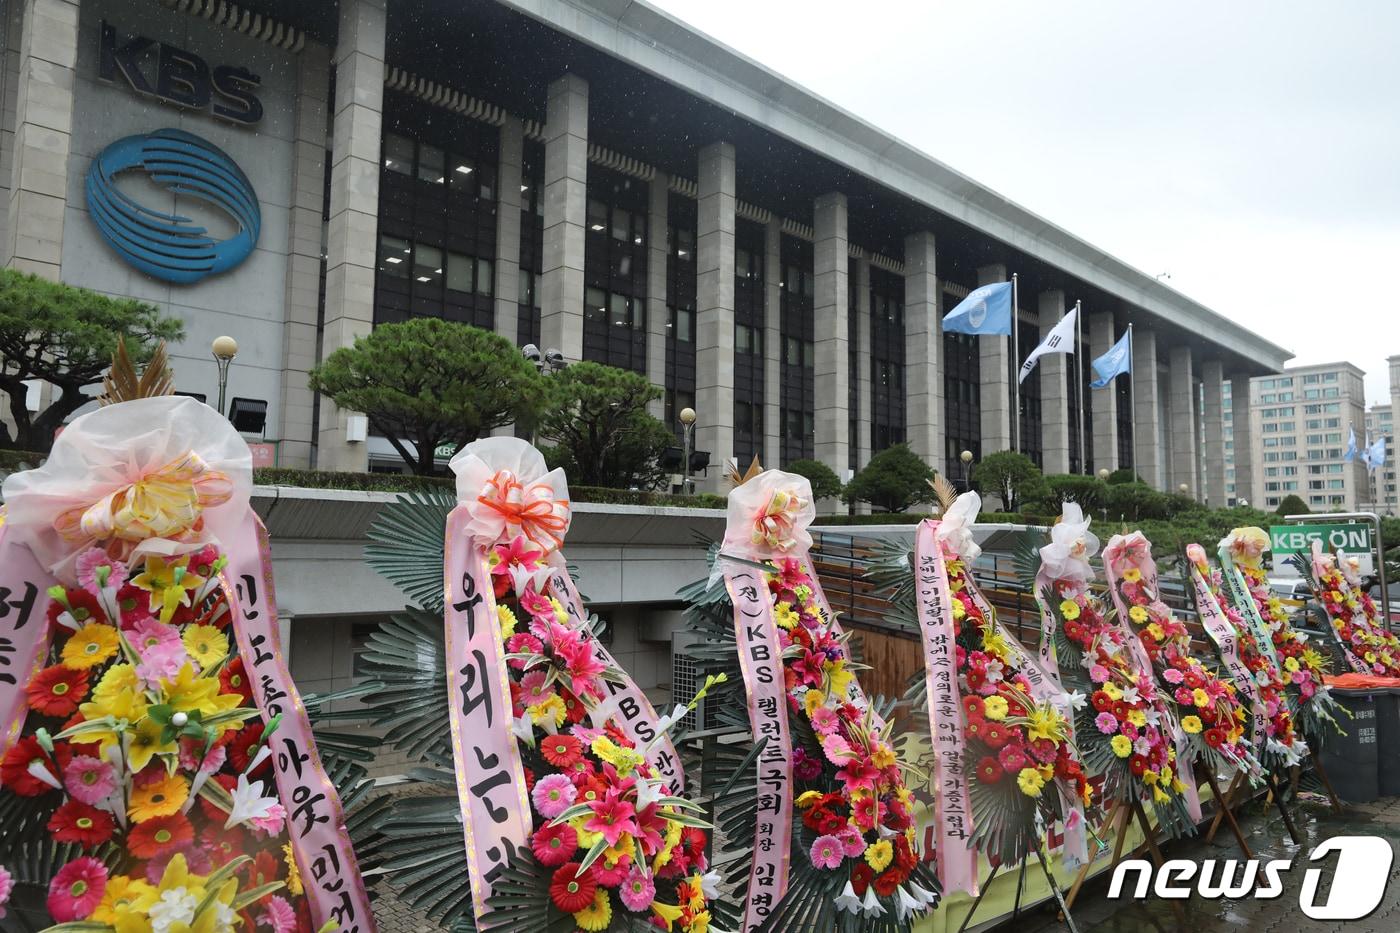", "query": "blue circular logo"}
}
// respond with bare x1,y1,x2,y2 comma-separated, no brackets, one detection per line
85,128,260,284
